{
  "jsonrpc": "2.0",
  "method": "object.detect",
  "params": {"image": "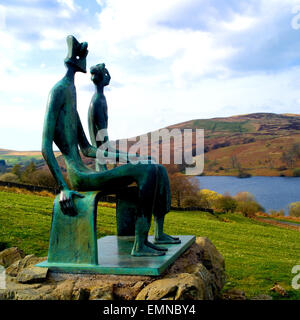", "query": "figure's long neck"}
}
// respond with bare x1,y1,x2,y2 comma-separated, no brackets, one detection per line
95,84,104,95
65,67,76,83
